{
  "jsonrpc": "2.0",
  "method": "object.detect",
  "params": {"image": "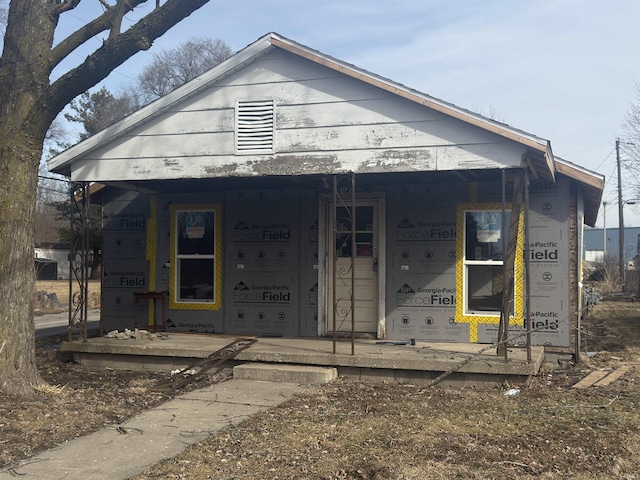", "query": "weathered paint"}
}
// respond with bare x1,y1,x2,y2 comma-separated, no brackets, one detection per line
68,49,526,183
